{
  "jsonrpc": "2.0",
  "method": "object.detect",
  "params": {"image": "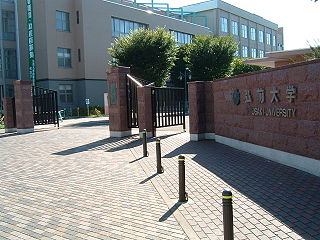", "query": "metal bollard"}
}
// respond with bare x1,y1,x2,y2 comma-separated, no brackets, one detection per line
143,129,148,157
156,139,164,173
222,189,234,240
178,155,188,202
